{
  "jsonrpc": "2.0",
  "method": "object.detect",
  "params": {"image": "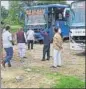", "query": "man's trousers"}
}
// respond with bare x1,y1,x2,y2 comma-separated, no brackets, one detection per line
18,43,26,58
4,47,13,64
53,48,62,67
43,44,50,60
